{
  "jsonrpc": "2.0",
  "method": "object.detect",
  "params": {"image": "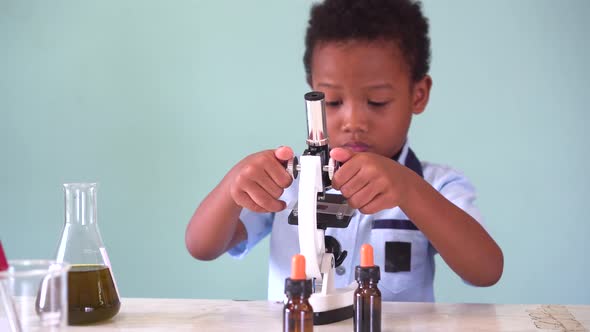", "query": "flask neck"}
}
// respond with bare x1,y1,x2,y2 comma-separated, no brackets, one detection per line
64,183,98,225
